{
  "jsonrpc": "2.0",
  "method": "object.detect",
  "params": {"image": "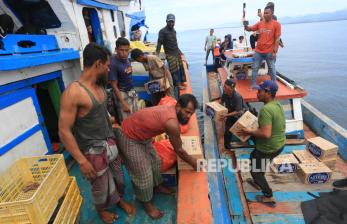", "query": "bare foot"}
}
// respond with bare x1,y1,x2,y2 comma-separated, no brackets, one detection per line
118,198,136,216
98,210,118,224
154,185,176,195
143,202,164,219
